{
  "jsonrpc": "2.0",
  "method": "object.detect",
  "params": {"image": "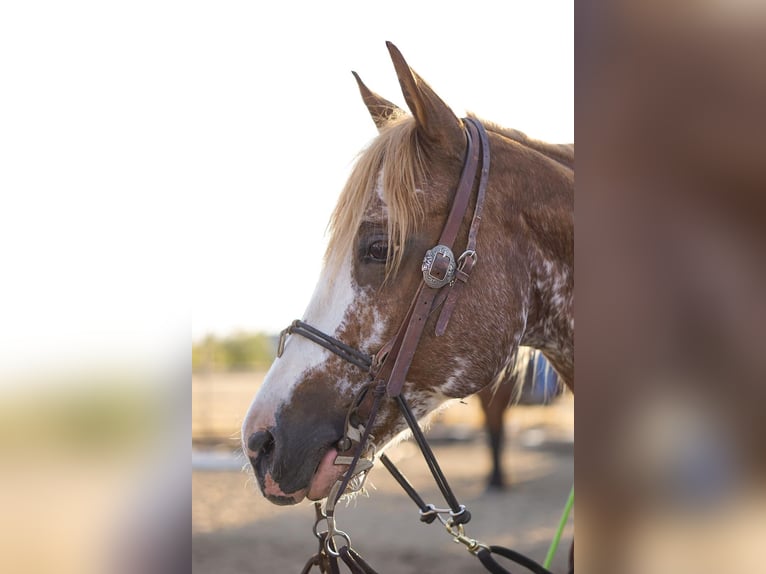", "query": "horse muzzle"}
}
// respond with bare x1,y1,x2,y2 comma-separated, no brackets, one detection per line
244,411,349,505
245,429,303,505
